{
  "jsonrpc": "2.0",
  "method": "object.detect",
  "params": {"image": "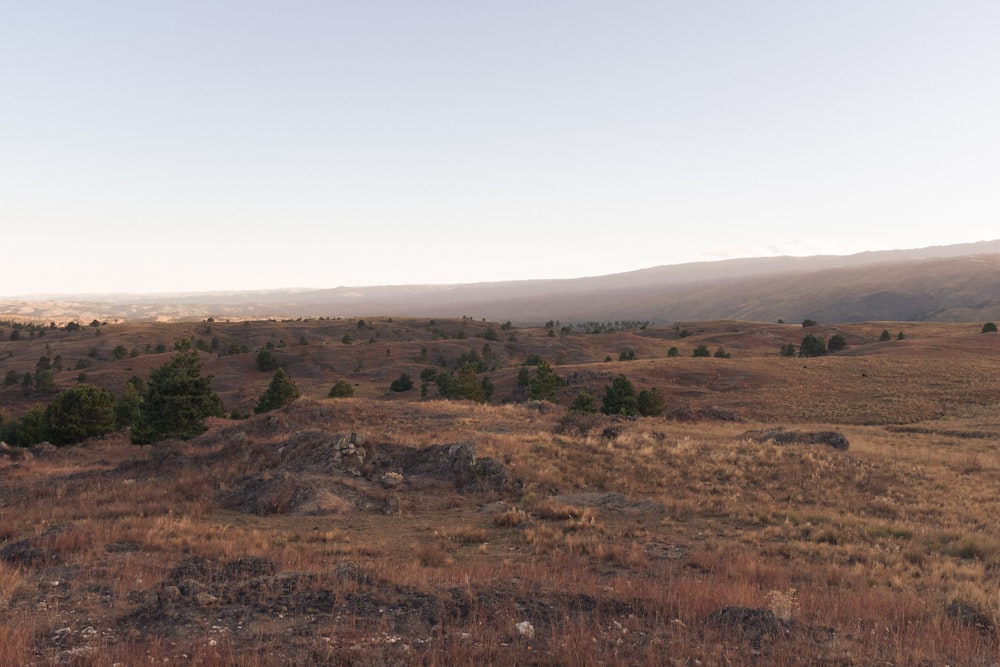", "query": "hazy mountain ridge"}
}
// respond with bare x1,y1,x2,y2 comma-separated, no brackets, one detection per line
4,240,1000,324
